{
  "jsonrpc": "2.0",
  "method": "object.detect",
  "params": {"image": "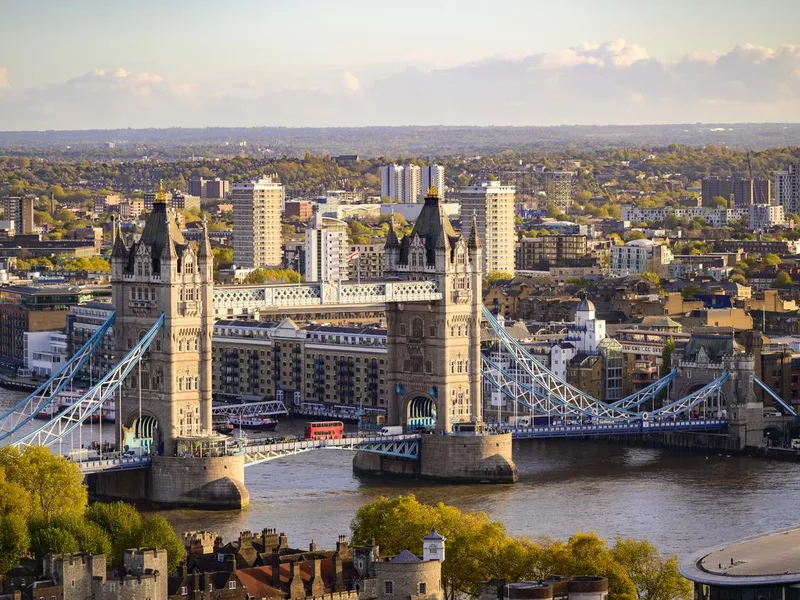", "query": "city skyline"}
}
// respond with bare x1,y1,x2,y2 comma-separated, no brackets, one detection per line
1,0,799,130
